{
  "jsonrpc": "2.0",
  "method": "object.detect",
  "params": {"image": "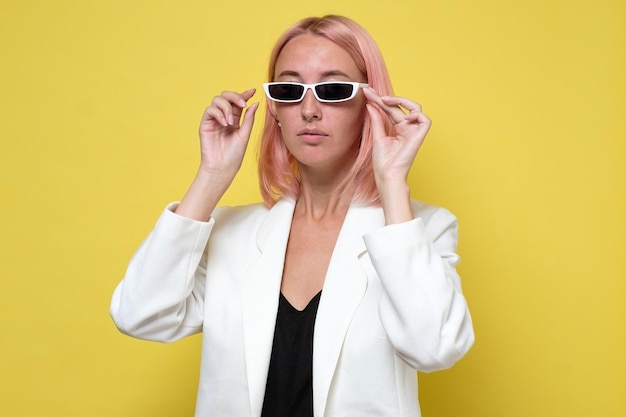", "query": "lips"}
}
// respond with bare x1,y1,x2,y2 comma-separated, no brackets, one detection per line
297,128,328,139
297,128,327,136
